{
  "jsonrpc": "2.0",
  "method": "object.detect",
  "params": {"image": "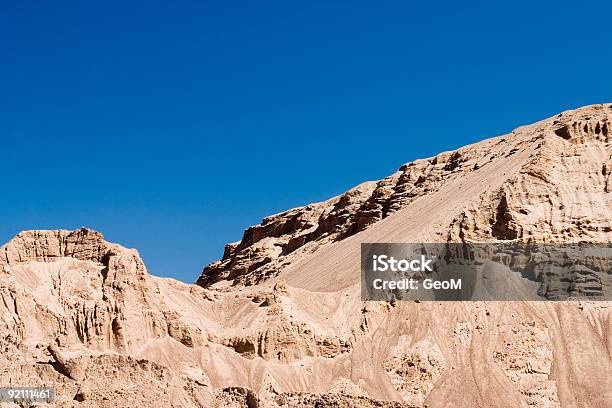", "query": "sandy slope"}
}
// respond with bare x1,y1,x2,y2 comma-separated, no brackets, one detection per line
280,132,537,291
